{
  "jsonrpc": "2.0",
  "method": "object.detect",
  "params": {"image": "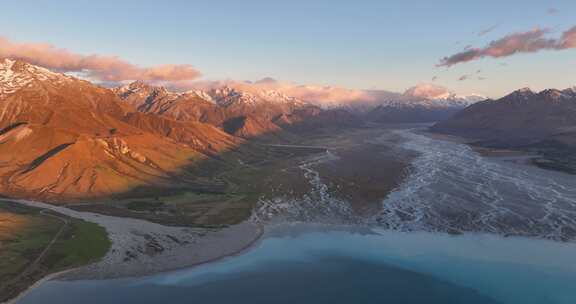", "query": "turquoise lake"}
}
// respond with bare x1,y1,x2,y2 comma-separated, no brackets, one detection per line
18,225,576,304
